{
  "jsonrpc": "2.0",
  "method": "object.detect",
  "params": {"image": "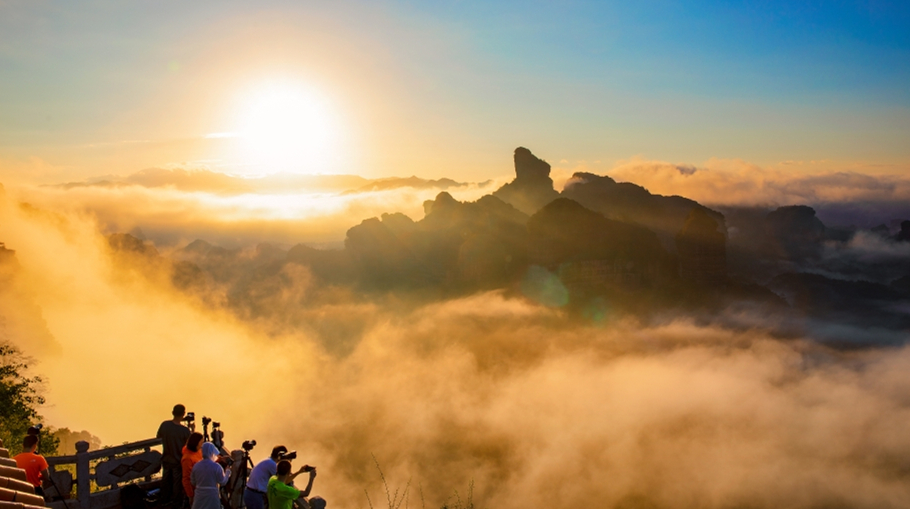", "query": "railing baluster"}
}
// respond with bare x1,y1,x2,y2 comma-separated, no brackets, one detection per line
45,438,163,509
75,441,91,509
